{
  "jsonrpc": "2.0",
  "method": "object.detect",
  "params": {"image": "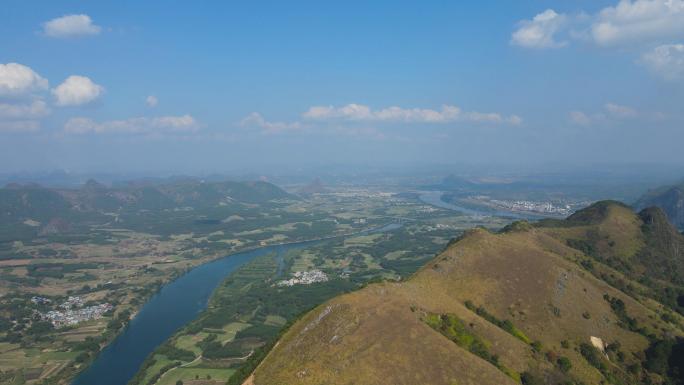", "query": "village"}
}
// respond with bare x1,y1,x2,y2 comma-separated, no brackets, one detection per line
35,296,114,328
277,269,329,287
